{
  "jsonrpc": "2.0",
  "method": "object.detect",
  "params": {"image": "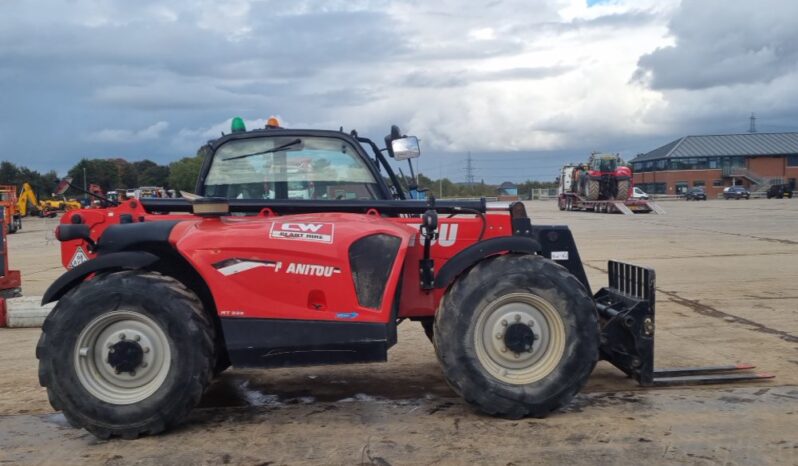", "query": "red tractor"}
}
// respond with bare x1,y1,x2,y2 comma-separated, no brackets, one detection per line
577,152,632,201
37,121,768,439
